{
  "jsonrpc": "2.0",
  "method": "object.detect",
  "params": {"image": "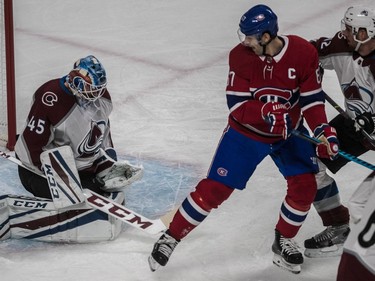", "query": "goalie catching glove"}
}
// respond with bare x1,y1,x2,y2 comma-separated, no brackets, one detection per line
313,124,339,160
98,161,144,192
